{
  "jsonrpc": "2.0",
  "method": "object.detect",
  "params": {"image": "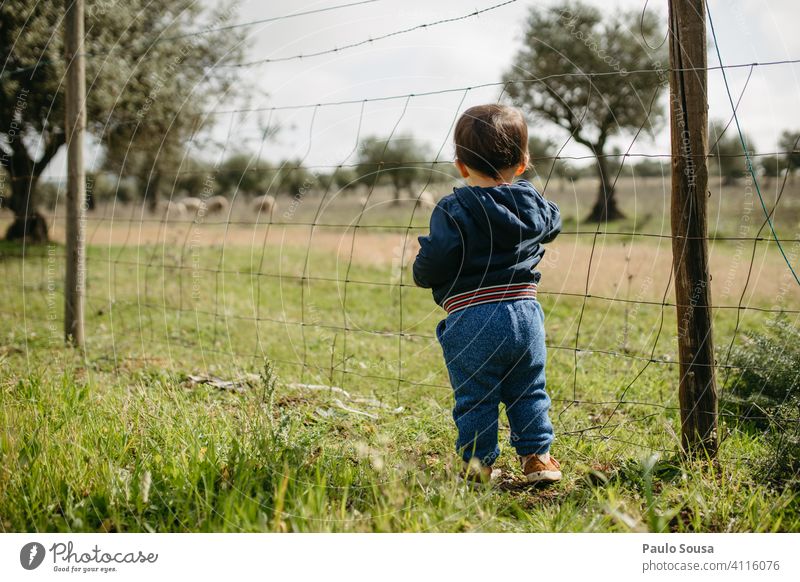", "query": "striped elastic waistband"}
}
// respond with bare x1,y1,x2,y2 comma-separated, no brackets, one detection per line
442,282,538,314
